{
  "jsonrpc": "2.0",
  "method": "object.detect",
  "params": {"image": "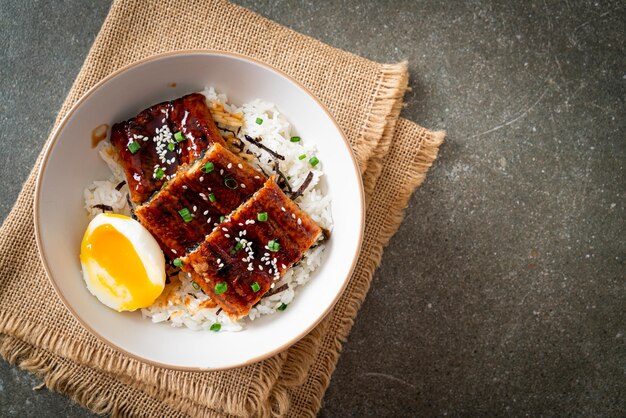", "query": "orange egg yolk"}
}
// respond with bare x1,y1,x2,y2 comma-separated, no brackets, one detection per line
80,222,161,311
